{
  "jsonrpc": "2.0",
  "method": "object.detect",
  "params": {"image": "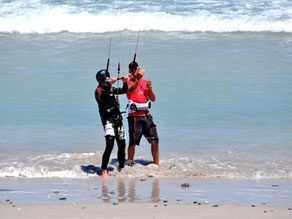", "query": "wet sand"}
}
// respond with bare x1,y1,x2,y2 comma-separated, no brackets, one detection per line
1,177,292,218
0,202,291,219
1,177,292,205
